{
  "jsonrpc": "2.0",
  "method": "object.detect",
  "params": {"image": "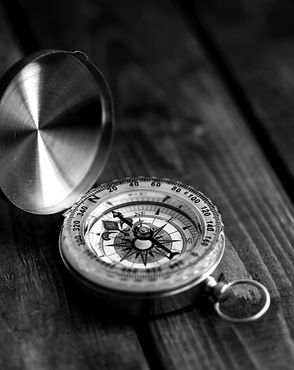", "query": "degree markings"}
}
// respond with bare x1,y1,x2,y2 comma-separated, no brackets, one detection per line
82,191,205,273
